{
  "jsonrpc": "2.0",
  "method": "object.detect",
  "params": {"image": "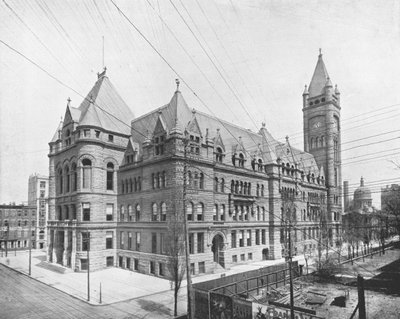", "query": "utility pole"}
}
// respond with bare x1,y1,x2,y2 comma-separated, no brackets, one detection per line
5,225,9,257
183,132,193,319
86,228,90,302
357,275,366,319
29,208,32,276
288,221,295,319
